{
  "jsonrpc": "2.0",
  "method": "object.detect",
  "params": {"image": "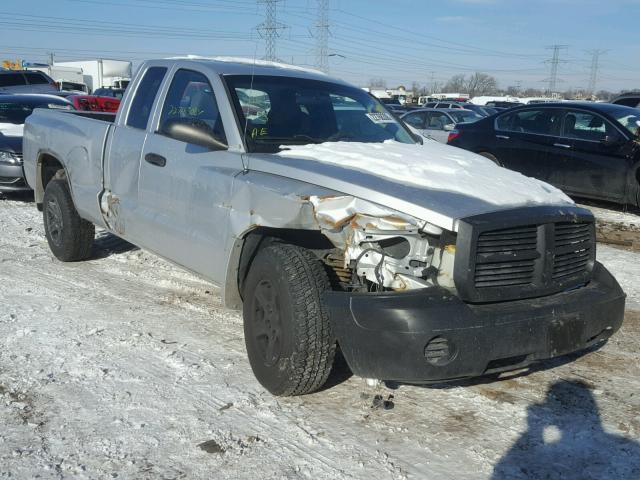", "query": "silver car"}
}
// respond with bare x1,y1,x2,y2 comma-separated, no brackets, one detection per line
0,70,58,94
401,108,483,142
